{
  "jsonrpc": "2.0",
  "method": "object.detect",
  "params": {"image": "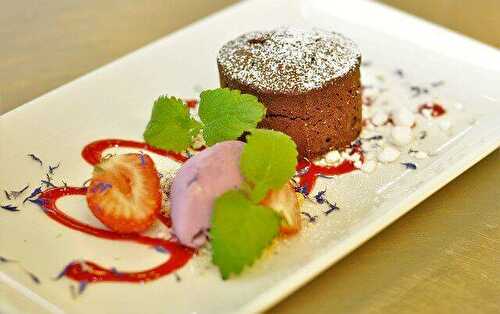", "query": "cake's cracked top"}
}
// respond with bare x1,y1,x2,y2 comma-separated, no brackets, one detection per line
217,27,361,94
